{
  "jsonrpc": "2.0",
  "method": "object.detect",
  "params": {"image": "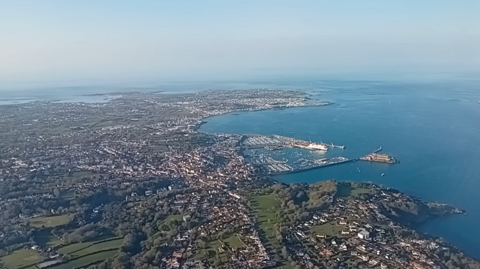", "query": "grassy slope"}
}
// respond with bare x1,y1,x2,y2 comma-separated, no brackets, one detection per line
57,236,121,256
249,194,293,269
28,214,71,228
223,234,243,249
336,184,372,199
69,238,123,258
47,250,118,269
249,194,282,248
310,221,344,237
0,249,43,269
